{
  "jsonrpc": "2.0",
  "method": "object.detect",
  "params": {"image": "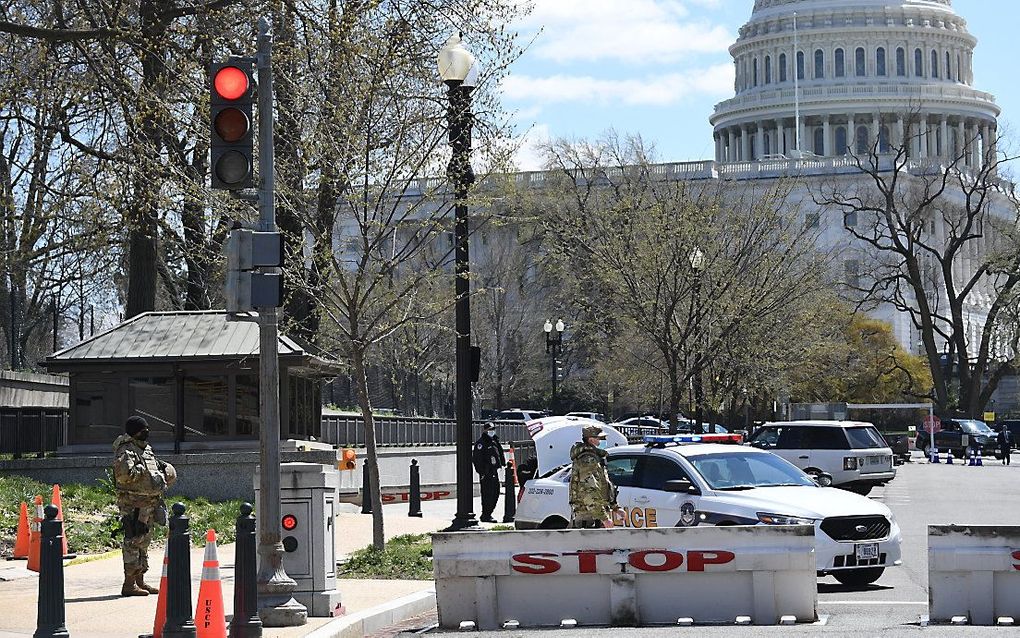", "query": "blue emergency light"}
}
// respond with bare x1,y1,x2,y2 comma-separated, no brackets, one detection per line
642,433,744,445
